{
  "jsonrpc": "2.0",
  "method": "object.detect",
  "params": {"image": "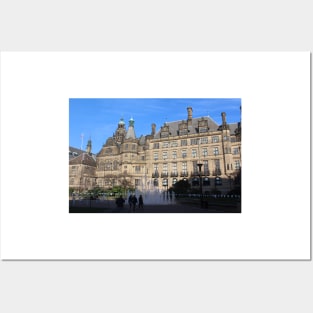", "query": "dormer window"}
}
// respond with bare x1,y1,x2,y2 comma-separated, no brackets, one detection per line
198,118,209,133
160,124,169,138
178,120,188,136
